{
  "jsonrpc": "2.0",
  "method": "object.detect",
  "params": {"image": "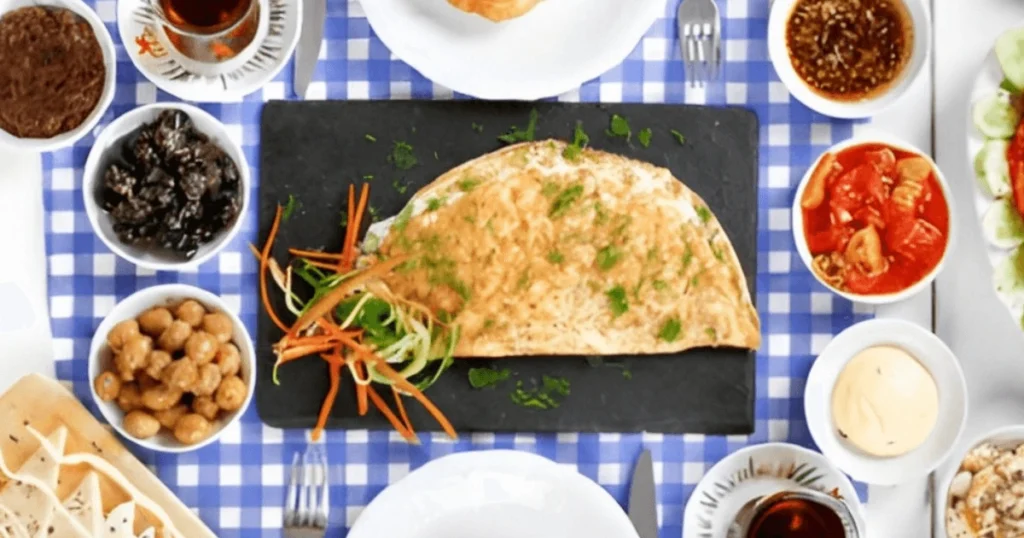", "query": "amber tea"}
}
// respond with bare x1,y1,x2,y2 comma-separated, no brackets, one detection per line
160,0,253,33
747,497,846,538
